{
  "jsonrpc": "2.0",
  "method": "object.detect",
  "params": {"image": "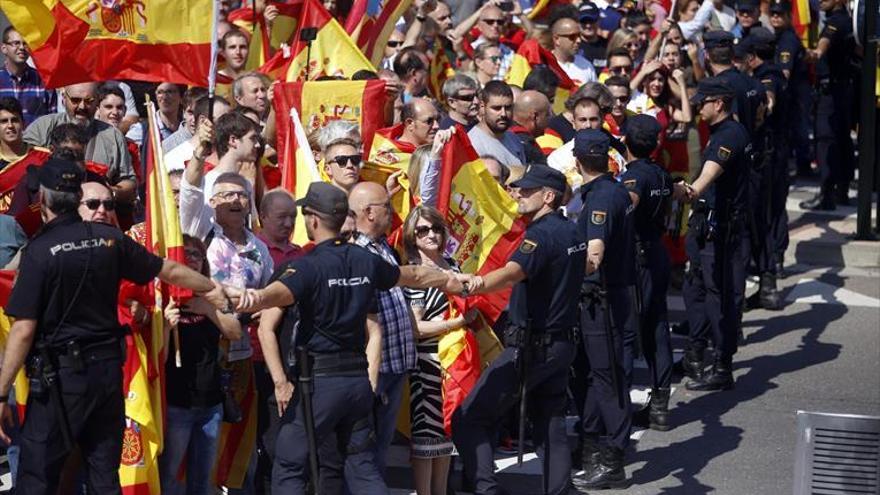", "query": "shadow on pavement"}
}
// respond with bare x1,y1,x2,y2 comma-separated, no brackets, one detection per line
627,302,845,493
